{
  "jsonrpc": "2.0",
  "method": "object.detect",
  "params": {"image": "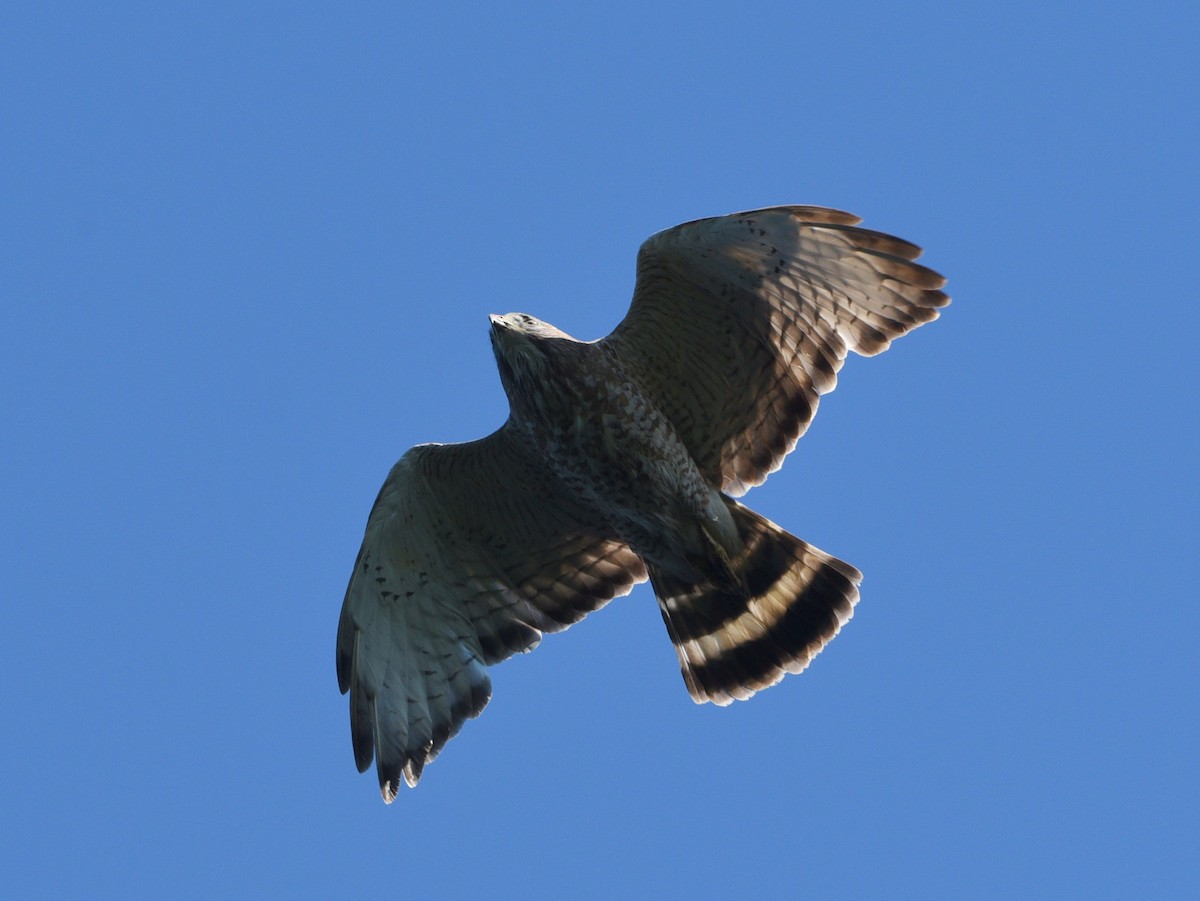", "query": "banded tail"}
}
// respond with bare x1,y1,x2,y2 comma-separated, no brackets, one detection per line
649,501,862,705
